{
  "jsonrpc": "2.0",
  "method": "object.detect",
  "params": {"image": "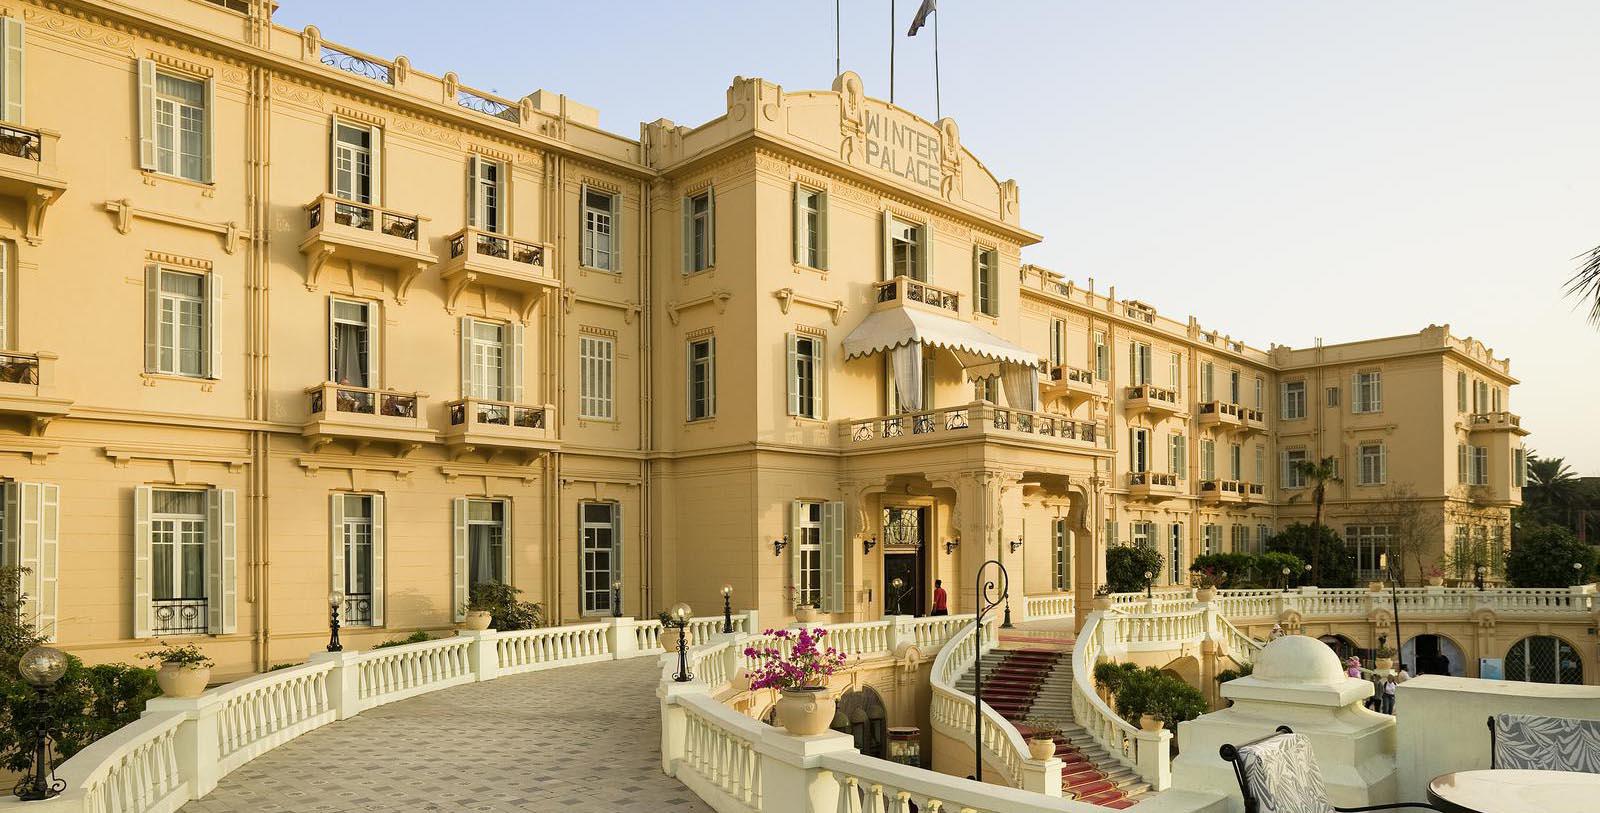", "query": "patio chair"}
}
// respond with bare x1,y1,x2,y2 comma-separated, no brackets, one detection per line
1220,726,1441,813
1487,714,1600,773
